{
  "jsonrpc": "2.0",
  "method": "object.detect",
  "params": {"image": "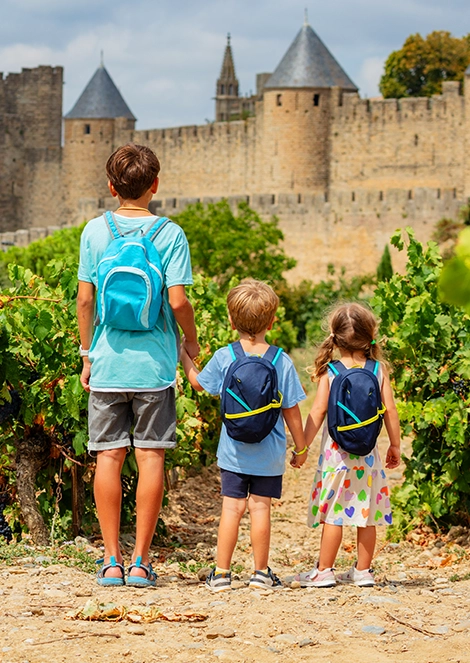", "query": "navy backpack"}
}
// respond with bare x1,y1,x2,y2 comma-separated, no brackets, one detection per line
327,359,386,456
221,341,284,443
96,211,170,331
